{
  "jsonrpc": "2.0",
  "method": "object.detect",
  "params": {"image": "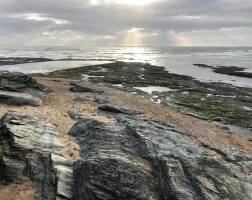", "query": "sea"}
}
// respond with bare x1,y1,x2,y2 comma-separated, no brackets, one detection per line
0,46,252,88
